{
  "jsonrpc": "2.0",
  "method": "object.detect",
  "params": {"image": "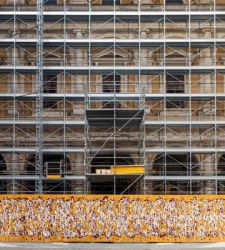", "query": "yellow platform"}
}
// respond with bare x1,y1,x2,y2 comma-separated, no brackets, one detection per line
110,165,144,174
47,175,61,179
